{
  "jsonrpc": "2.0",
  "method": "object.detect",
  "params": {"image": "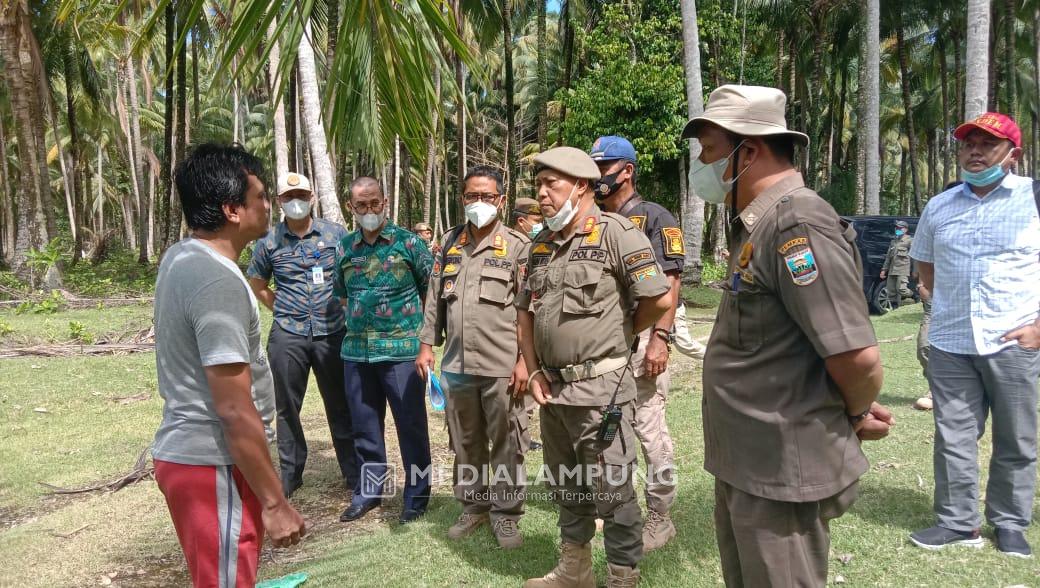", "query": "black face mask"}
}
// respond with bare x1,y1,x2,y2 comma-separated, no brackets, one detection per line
594,170,625,201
